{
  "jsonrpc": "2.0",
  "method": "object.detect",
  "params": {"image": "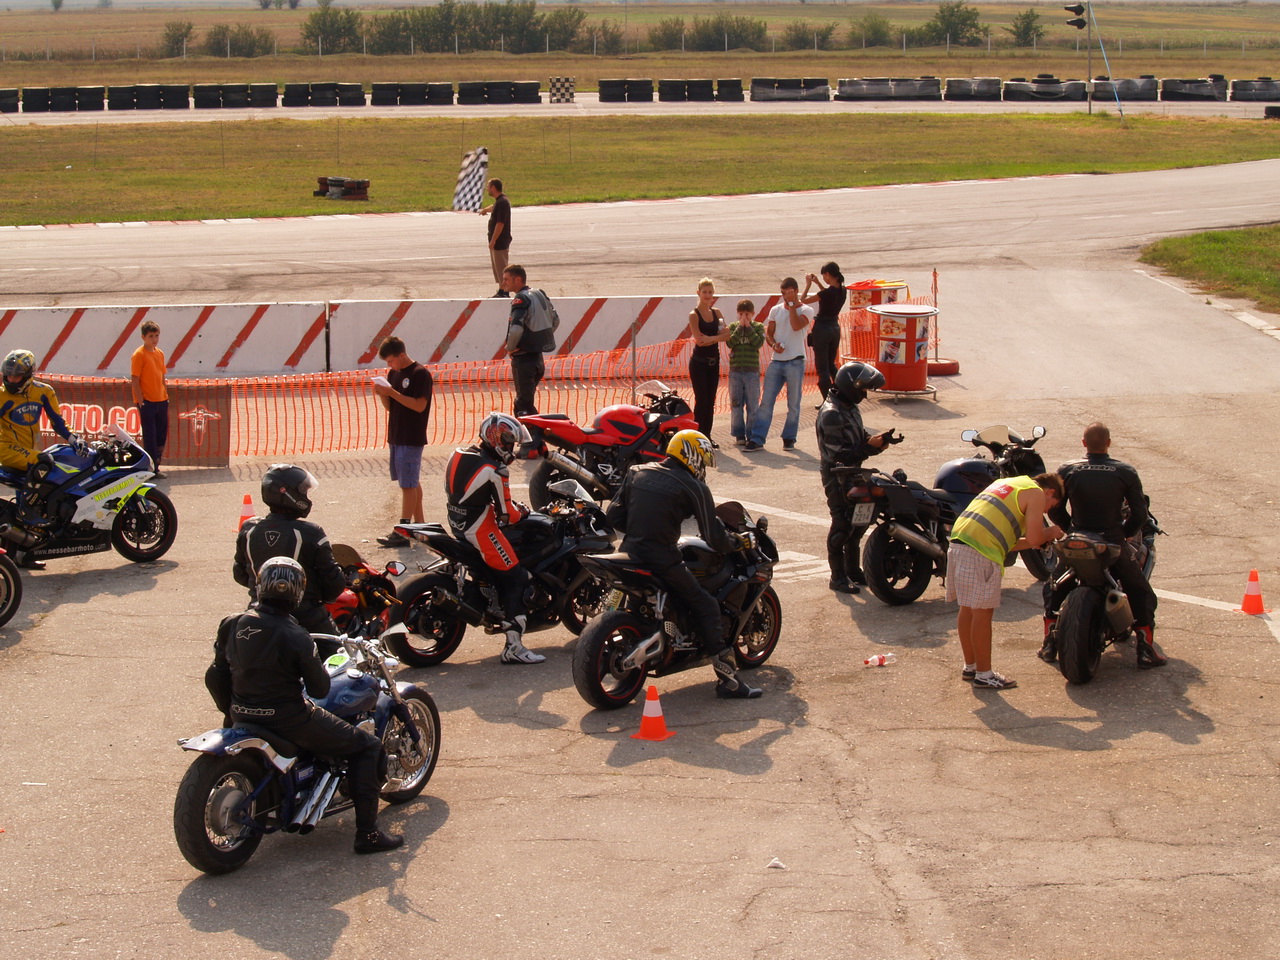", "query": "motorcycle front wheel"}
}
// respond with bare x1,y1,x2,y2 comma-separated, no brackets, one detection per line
0,552,23,628
112,488,178,562
863,523,934,605
173,753,266,875
1057,588,1106,685
561,571,609,637
1019,545,1057,582
387,574,467,667
735,585,781,669
380,689,442,803
572,610,652,710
